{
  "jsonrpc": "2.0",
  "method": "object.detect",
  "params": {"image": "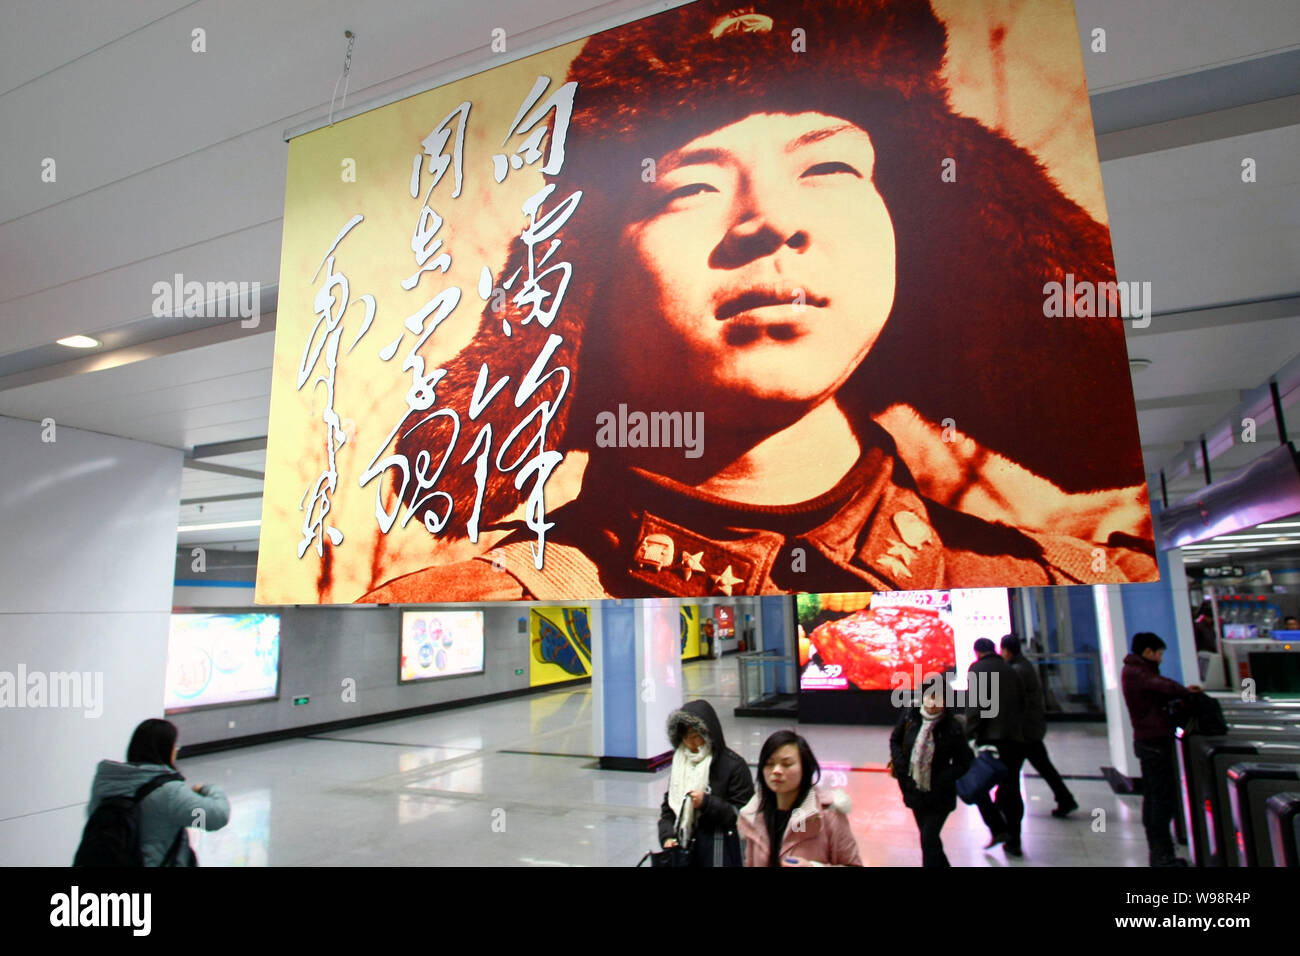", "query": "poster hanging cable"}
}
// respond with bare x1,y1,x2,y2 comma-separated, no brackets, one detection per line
328,30,356,127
